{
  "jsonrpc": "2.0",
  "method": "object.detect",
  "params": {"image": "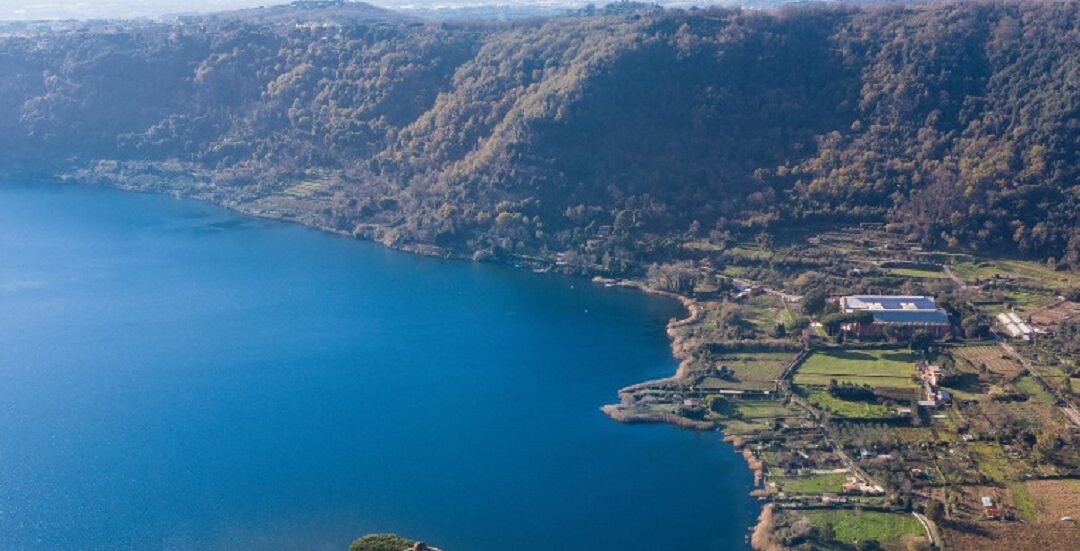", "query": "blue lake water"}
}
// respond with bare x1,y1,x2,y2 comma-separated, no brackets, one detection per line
0,182,757,550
